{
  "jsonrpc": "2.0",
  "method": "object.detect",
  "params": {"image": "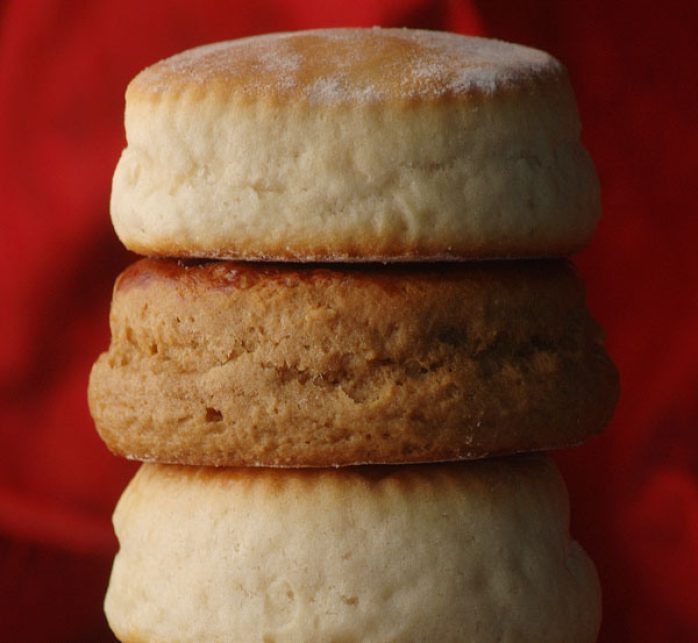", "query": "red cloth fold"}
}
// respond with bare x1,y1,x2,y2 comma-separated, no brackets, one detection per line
1,1,696,640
